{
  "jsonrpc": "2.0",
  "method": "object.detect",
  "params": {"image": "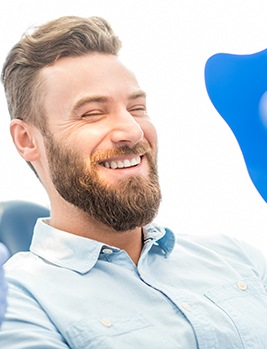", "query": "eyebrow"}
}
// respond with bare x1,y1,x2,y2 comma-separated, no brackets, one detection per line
128,90,147,100
71,90,147,115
